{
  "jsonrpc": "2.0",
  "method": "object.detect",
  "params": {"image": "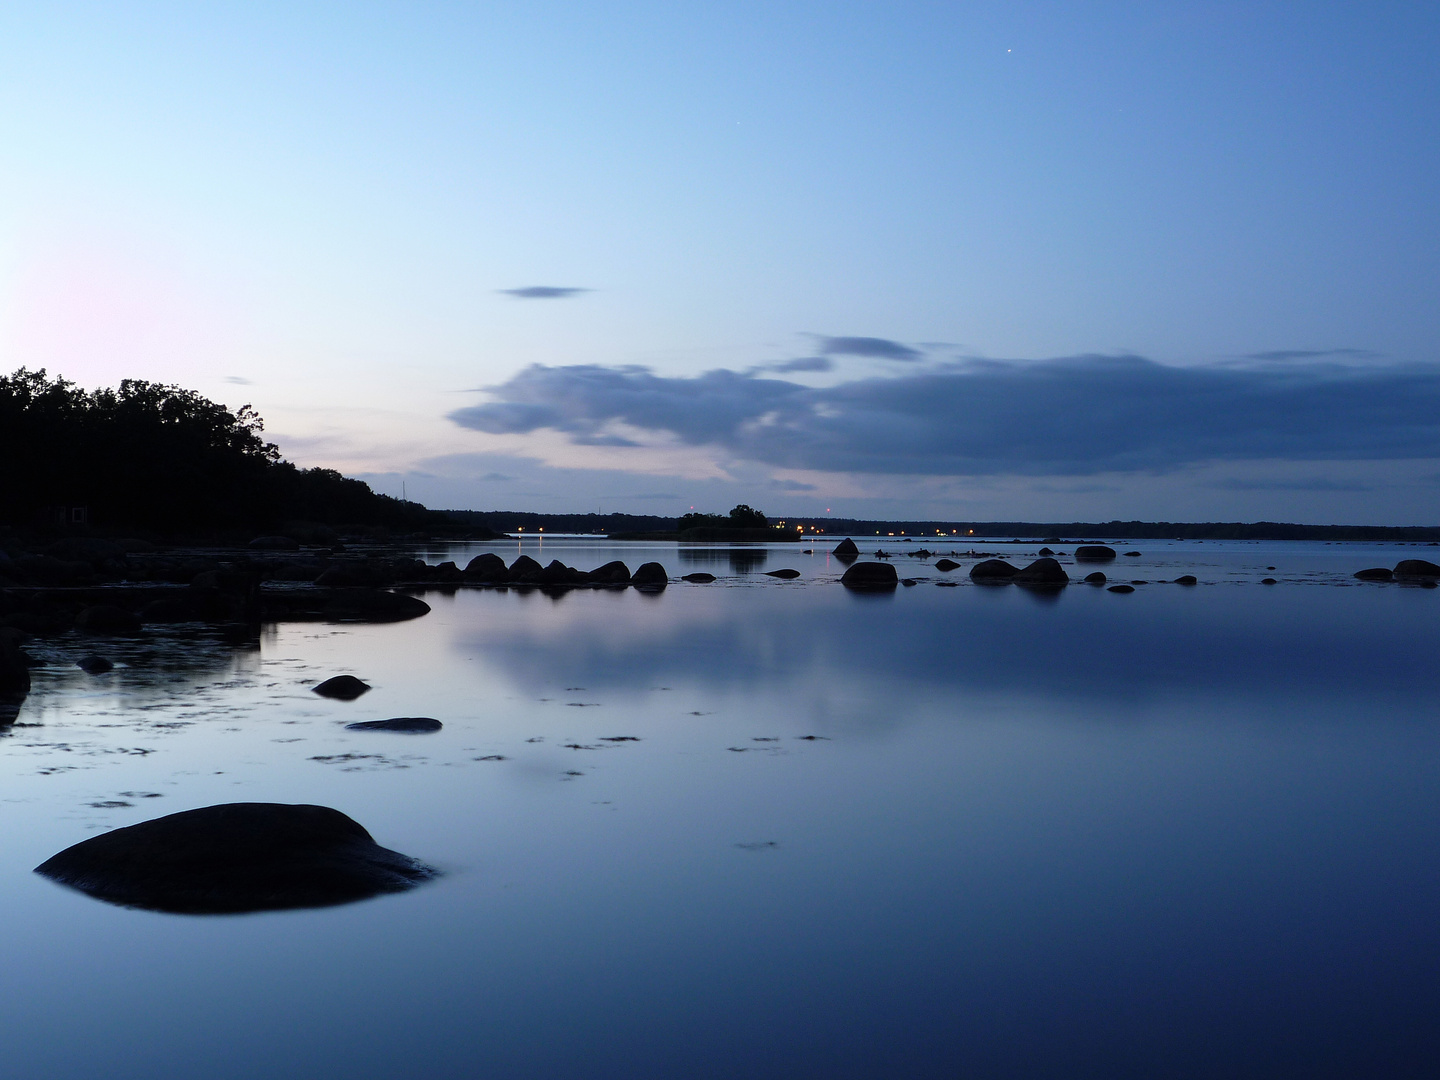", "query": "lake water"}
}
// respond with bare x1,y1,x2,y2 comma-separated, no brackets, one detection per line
3,537,1438,1079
